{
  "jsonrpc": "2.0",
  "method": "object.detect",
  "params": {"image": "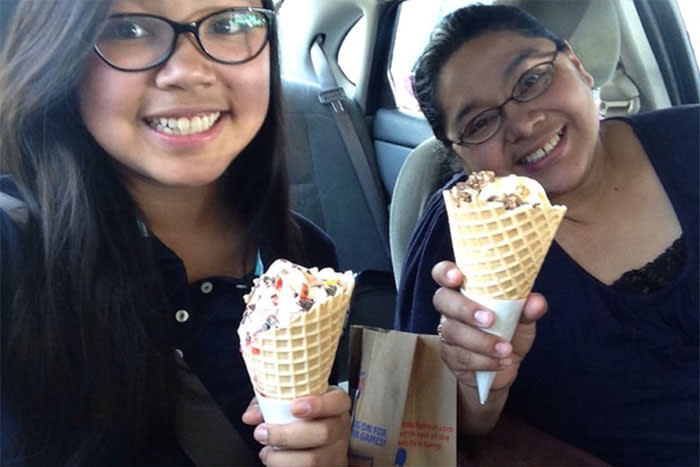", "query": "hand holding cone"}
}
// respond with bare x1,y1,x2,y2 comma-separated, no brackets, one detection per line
442,171,565,403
